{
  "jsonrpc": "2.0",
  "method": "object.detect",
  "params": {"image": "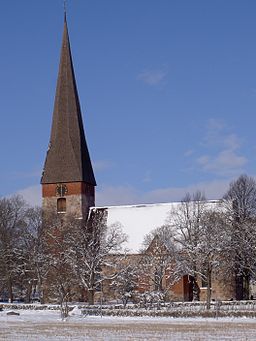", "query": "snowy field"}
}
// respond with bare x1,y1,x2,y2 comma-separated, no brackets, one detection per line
1,309,256,340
